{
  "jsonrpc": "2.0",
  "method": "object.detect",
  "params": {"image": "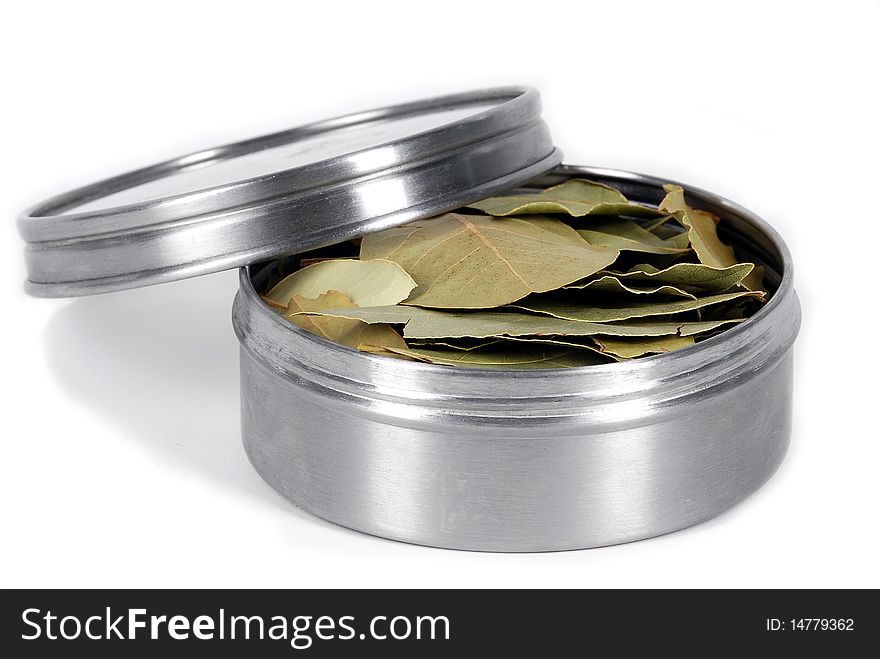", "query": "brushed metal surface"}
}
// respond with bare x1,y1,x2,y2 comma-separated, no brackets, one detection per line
19,87,560,297
232,165,801,552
